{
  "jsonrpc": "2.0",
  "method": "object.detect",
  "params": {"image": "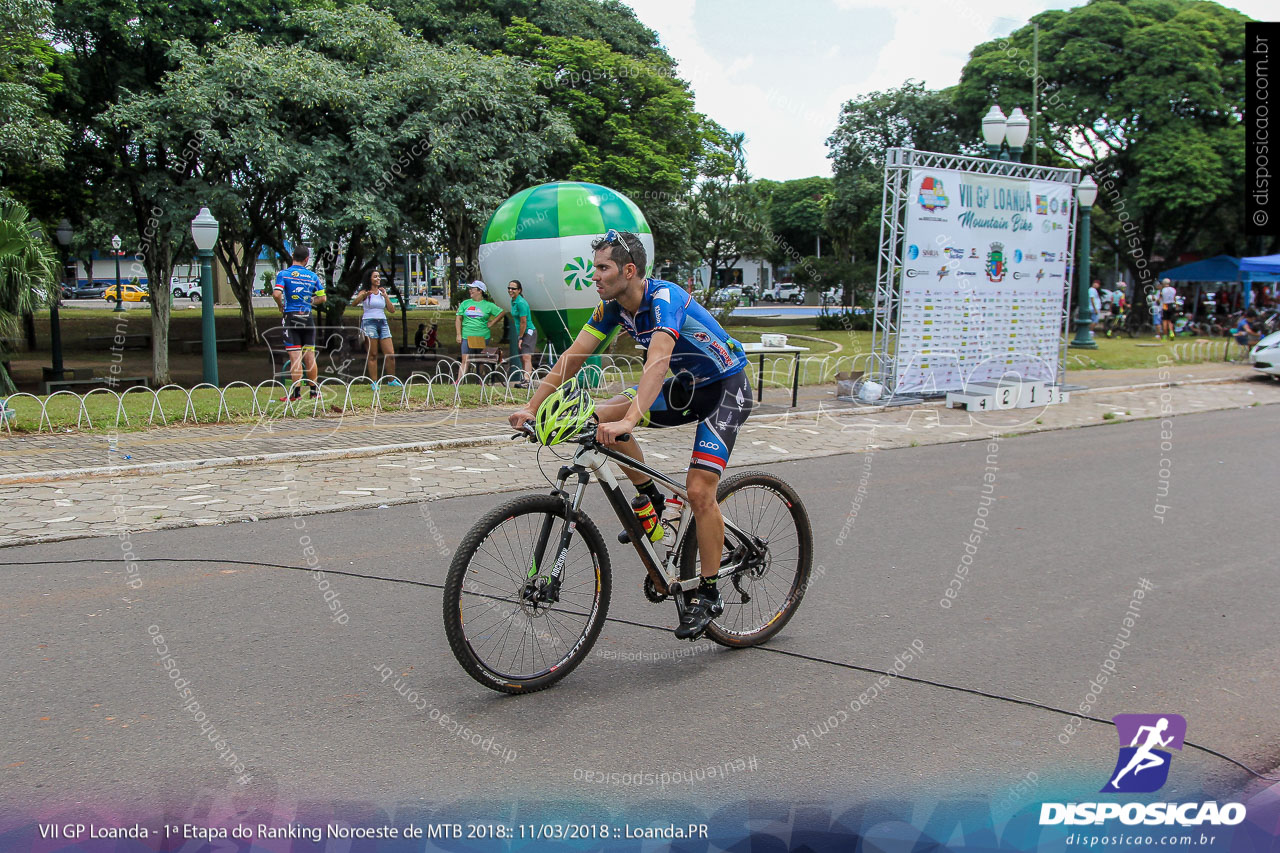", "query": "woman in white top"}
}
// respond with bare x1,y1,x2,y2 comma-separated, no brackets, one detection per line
352,269,400,385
